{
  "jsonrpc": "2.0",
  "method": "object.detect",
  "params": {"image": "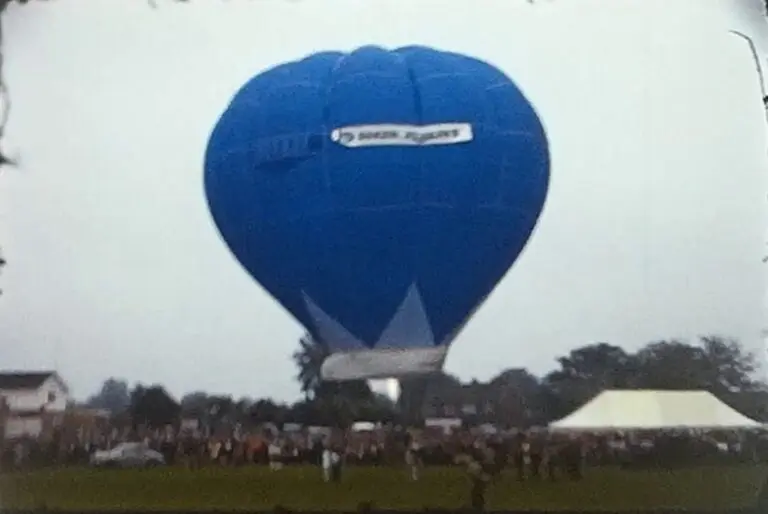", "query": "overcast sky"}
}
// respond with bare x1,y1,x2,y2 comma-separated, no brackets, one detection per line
0,0,766,402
